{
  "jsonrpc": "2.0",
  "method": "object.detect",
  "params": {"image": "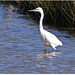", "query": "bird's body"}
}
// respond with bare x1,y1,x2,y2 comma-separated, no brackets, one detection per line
29,7,62,51
40,29,62,50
